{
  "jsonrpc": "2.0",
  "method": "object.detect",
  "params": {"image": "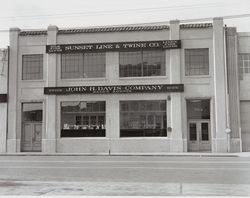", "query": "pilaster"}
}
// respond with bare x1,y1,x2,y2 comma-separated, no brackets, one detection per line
169,20,183,152
7,28,20,153
212,17,227,152
43,25,58,153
